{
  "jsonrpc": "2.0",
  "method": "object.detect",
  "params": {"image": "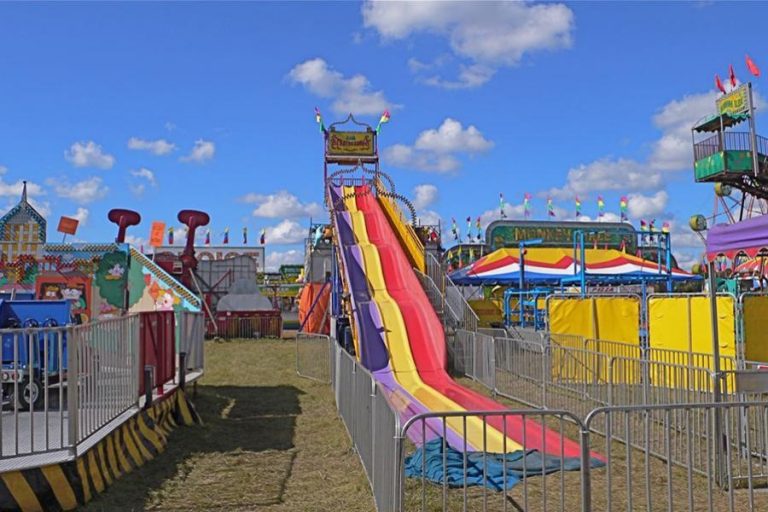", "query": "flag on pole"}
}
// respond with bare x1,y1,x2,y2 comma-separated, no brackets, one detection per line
620,196,628,221
575,196,582,217
243,227,248,244
476,217,482,242
205,229,211,245
523,193,532,218
715,74,727,94
376,109,391,134
223,227,229,245
597,195,605,218
499,193,507,218
466,216,472,242
260,228,266,245
451,218,459,241
640,219,647,231
729,64,737,87
746,54,761,77
547,198,555,217
315,107,325,132
168,226,174,245
662,221,670,234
